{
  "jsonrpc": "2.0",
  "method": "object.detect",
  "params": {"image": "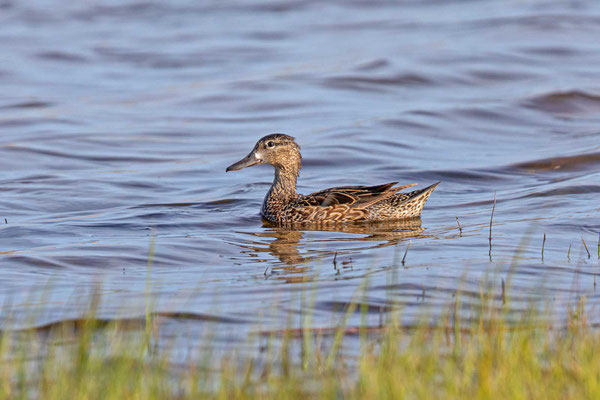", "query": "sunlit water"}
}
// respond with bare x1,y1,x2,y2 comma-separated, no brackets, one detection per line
1,0,599,358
